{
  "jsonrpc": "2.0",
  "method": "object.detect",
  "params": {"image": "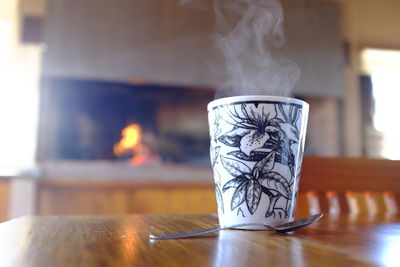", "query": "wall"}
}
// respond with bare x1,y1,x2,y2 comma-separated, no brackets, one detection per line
342,0,400,48
305,98,340,156
311,0,400,47
21,0,46,16
41,0,344,97
42,0,218,87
